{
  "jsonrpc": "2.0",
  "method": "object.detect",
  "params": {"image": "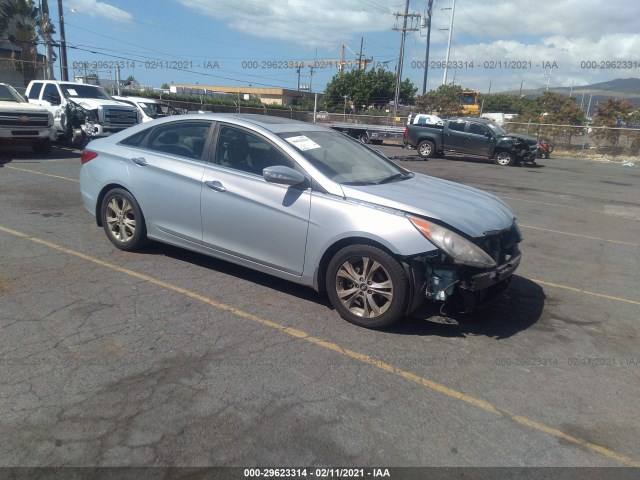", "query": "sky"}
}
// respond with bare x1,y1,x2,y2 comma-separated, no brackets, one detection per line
51,0,640,95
